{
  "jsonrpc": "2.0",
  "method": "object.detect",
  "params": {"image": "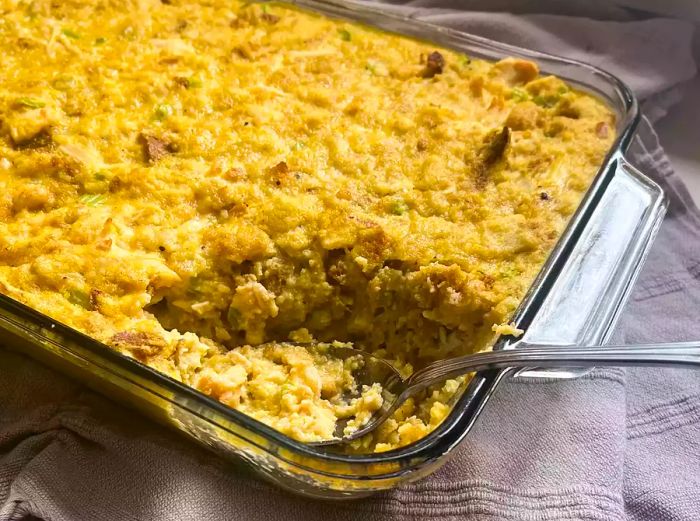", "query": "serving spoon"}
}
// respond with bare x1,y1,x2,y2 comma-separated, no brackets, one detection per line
293,341,700,446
